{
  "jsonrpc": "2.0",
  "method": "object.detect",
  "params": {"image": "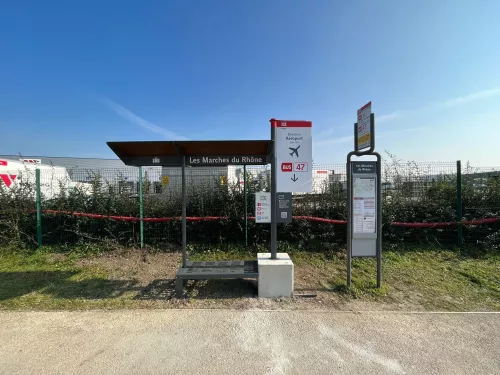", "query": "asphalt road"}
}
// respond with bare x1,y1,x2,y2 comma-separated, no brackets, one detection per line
0,310,498,375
